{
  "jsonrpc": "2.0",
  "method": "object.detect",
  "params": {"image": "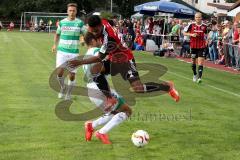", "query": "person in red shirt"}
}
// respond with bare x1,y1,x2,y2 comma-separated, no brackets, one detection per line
68,15,180,104
134,32,144,51
184,12,207,83
7,21,14,31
